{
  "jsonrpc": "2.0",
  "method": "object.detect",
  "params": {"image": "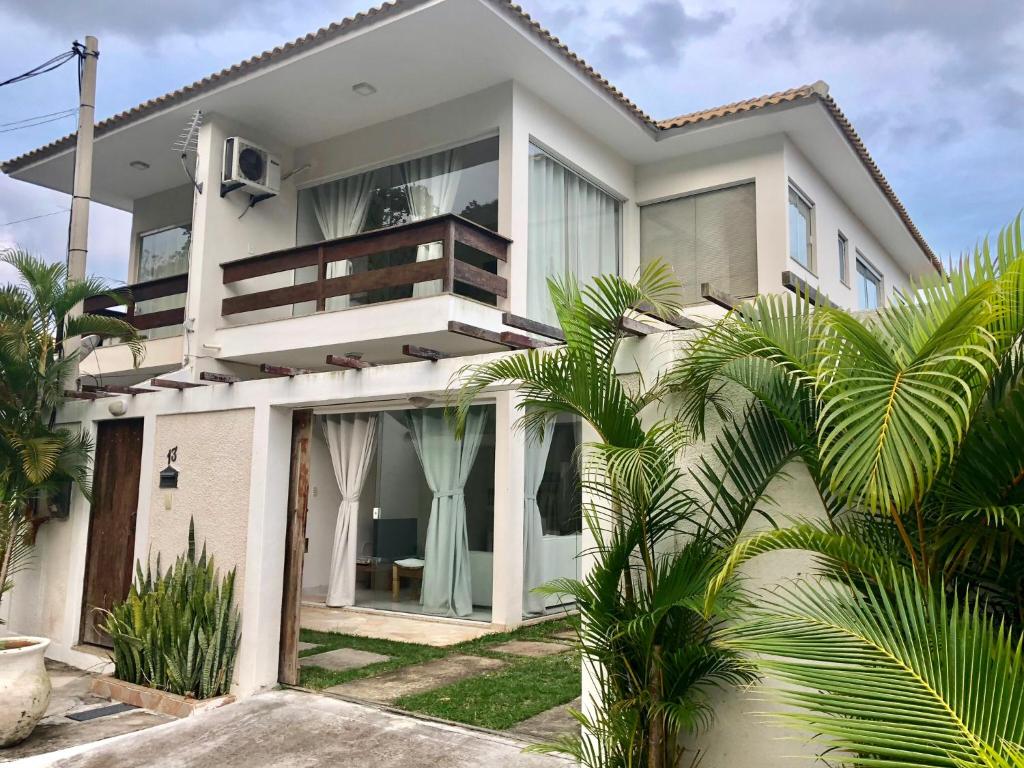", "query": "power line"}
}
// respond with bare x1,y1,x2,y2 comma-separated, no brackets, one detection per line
0,48,78,88
0,209,70,227
1,108,77,127
0,112,77,134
